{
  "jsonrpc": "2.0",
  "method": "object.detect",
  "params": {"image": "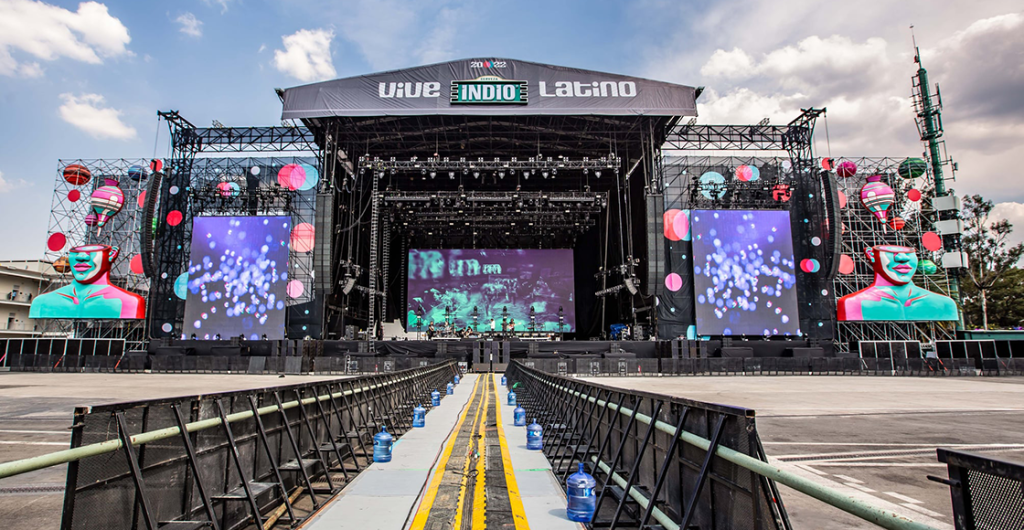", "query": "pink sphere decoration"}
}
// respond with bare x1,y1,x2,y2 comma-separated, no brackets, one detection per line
286,280,305,298
290,223,315,252
836,160,858,178
664,273,682,292
84,213,98,226
46,233,67,252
